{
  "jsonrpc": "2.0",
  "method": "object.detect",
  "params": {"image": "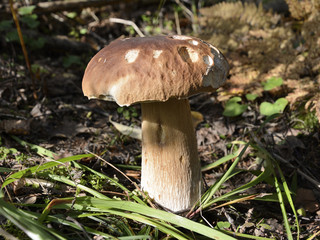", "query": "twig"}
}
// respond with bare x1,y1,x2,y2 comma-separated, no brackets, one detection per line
251,132,320,190
174,0,193,21
0,176,13,203
239,208,254,233
66,216,91,240
222,207,237,231
174,10,181,35
9,0,37,99
200,207,214,228
109,17,145,37
273,153,320,190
